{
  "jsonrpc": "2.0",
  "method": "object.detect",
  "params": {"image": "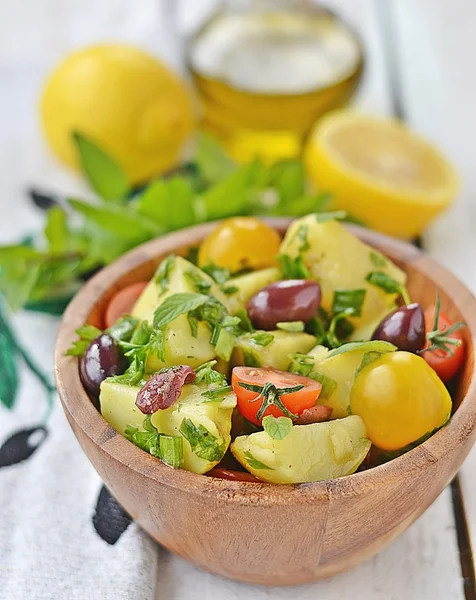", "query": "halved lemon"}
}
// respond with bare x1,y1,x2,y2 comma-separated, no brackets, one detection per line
304,111,459,238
